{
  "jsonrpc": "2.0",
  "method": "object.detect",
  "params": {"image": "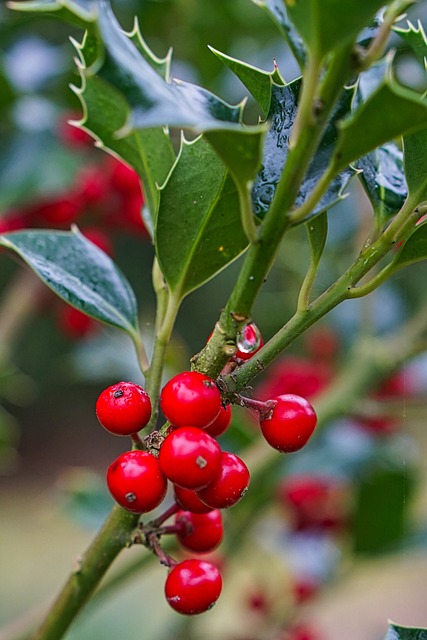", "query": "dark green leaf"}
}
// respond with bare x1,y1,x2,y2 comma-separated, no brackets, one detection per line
252,80,355,220
403,125,427,201
306,211,328,266
95,0,247,133
392,221,427,270
352,466,414,554
208,47,282,116
72,30,175,228
155,137,248,299
251,0,306,67
284,0,389,60
7,0,97,28
358,143,407,224
0,228,139,337
395,20,427,68
333,81,427,172
385,623,427,640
